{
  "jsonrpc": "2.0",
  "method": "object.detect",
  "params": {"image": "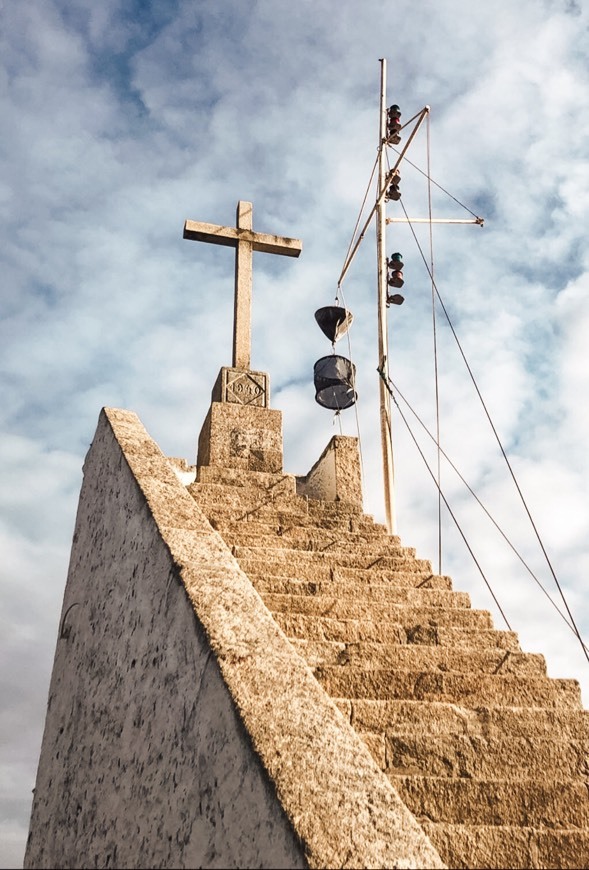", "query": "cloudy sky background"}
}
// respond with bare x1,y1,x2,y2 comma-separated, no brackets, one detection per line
2,0,589,865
